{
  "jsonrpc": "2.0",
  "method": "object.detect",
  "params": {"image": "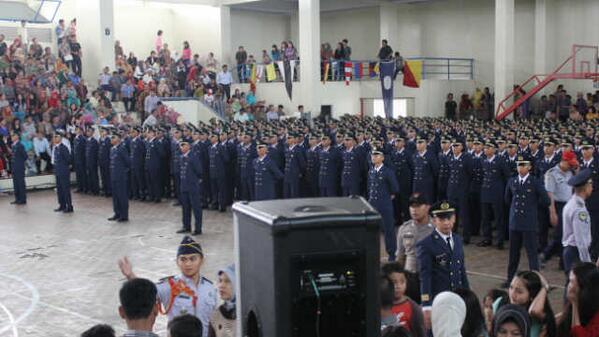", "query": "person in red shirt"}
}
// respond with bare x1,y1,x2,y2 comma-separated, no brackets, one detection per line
382,262,426,337
572,270,599,337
